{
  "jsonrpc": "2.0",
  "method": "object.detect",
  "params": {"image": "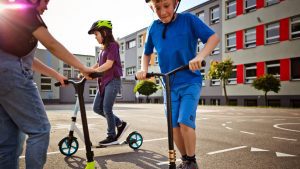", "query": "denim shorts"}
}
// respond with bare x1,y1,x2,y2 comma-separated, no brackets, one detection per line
164,83,202,129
